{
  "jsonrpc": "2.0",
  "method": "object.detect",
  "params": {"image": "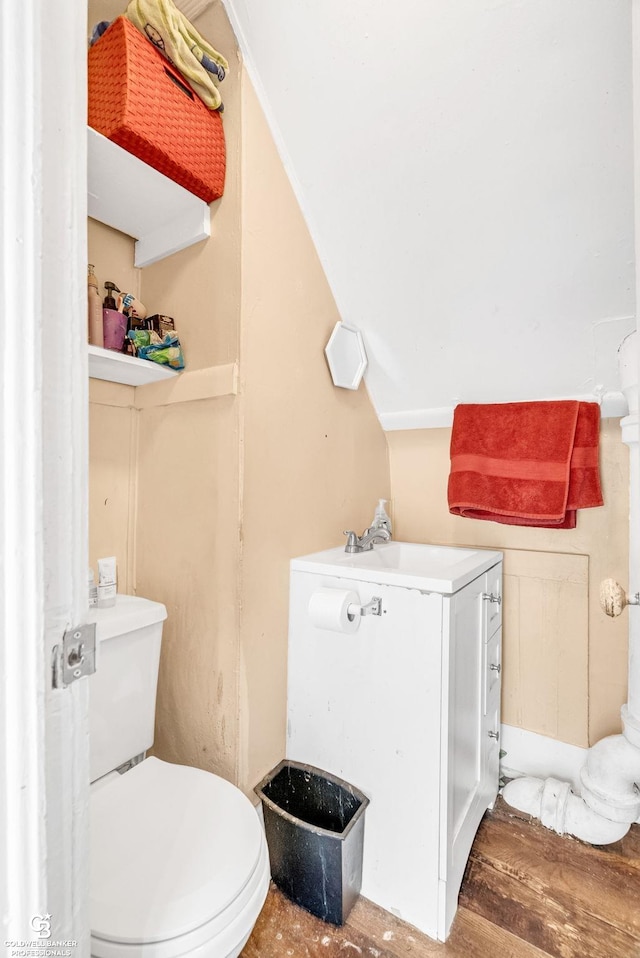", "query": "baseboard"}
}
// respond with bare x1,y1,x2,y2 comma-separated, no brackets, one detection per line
499,724,588,791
